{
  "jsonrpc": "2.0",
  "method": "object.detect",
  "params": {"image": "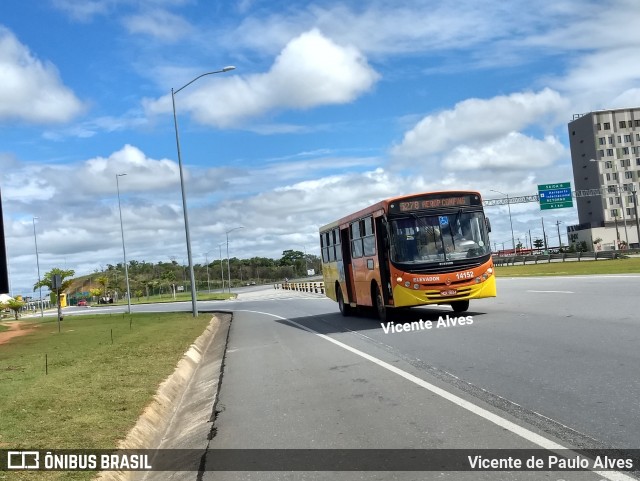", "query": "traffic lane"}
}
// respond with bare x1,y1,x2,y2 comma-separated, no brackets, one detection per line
266,276,639,450
203,310,614,481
